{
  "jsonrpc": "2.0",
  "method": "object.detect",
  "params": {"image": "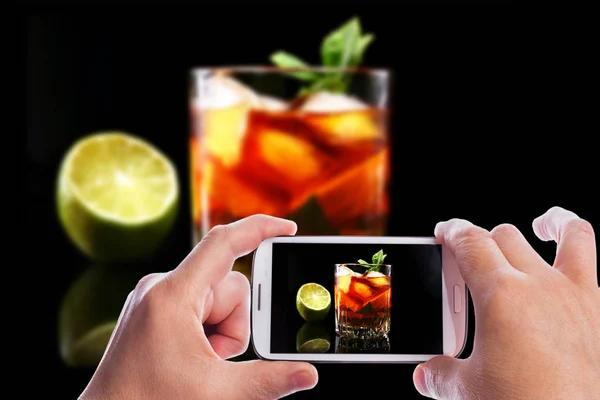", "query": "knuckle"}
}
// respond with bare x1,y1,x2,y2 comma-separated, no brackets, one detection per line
548,206,563,214
243,375,276,399
250,213,270,221
453,225,492,250
141,283,166,308
132,274,170,317
566,218,595,238
196,224,232,252
483,273,519,312
426,363,448,398
491,223,522,241
206,224,228,240
135,273,162,291
229,270,251,291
